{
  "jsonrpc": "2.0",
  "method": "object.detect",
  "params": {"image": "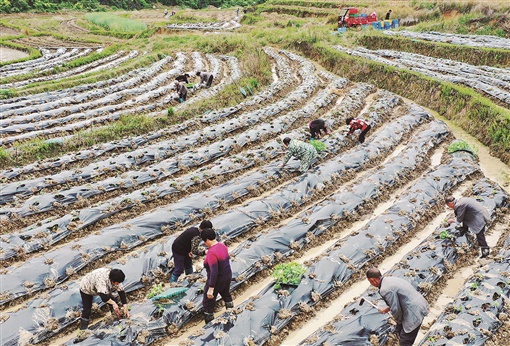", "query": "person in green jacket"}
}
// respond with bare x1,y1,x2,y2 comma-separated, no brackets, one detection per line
281,137,317,173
